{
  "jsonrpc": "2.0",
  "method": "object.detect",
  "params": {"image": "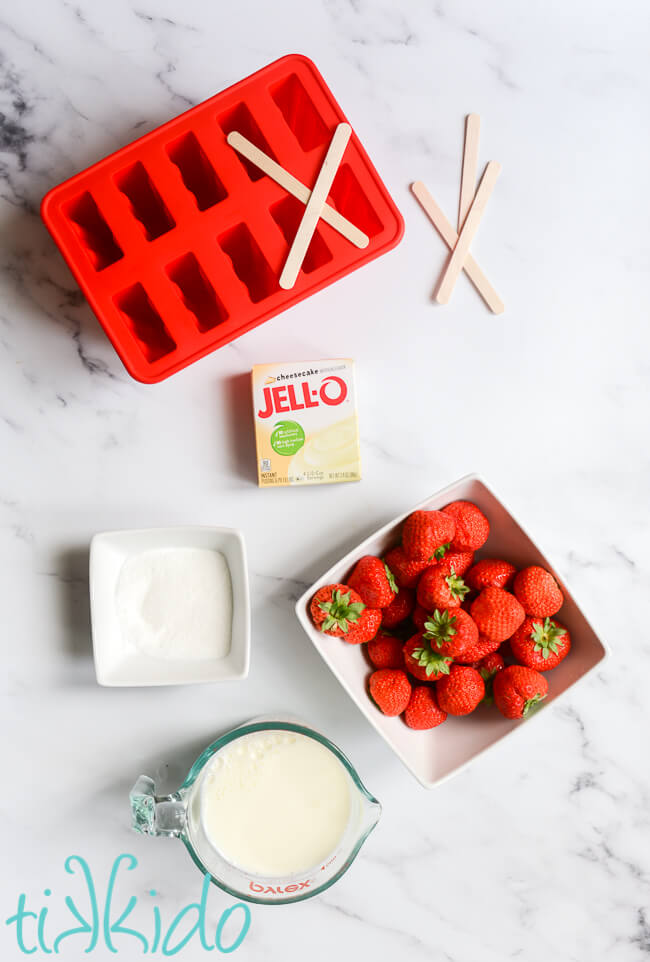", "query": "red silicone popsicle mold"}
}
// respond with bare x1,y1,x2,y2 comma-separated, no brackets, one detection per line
41,55,404,383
